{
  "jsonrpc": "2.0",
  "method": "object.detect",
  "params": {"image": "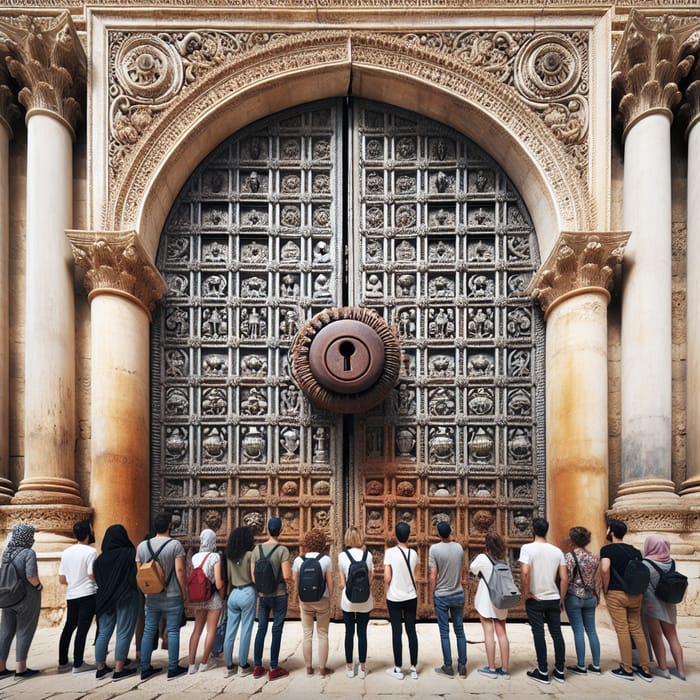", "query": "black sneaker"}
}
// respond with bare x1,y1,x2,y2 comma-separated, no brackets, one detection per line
113,667,137,680
140,666,162,681
435,664,454,677
567,665,587,674
634,667,653,683
458,662,467,678
587,664,602,674
96,665,113,680
611,667,634,681
167,665,188,680
14,668,41,679
552,668,565,683
527,668,551,684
